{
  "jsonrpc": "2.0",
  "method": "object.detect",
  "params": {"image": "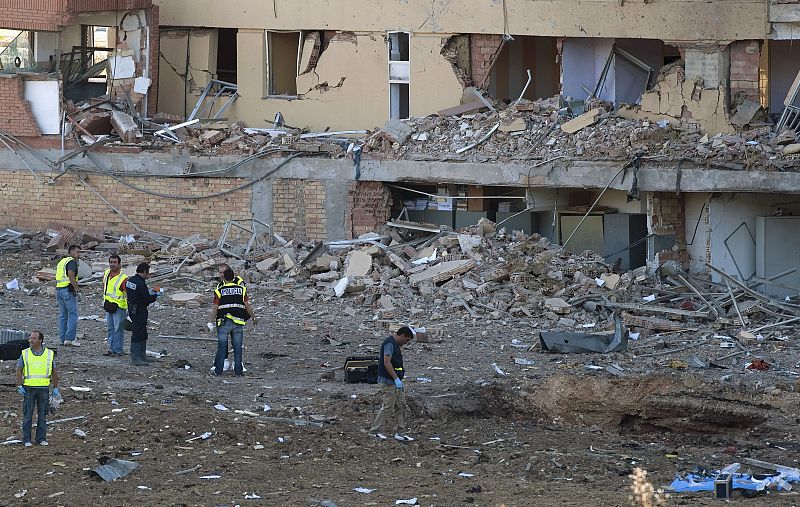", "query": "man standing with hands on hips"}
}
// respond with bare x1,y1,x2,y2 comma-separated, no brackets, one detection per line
369,326,414,441
55,245,81,346
16,330,59,447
